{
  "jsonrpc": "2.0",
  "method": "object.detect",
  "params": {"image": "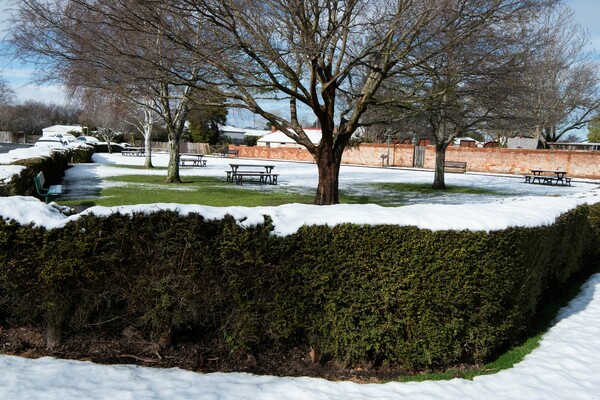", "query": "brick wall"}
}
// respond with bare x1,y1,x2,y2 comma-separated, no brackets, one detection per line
230,144,600,179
